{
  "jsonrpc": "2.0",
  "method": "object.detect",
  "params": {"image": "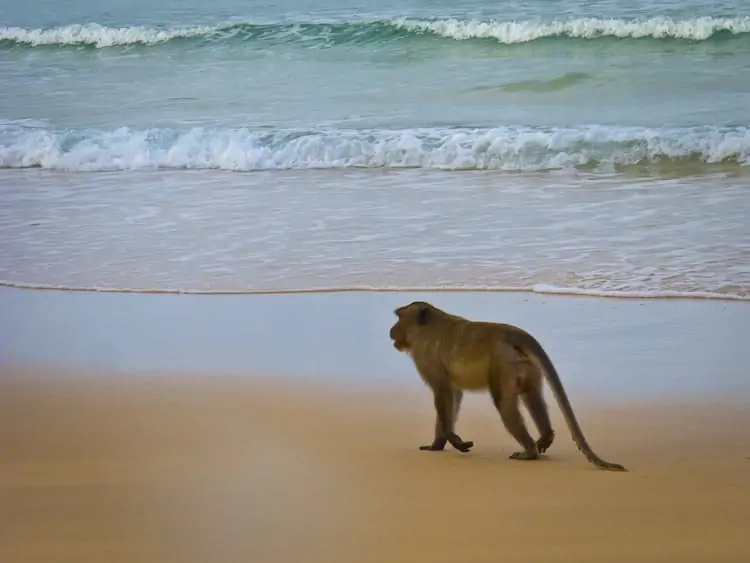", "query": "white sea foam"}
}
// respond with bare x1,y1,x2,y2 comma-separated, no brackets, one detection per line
393,15,750,43
0,23,216,47
2,164,748,301
1,124,748,172
1,16,748,48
